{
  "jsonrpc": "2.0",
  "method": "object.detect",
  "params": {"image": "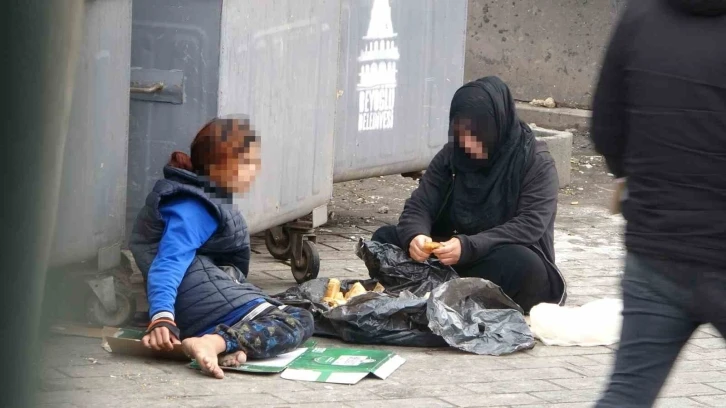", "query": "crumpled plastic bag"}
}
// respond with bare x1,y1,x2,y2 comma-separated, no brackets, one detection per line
273,241,535,354
272,277,447,347
427,278,536,355
324,290,447,347
529,298,623,346
355,240,458,296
